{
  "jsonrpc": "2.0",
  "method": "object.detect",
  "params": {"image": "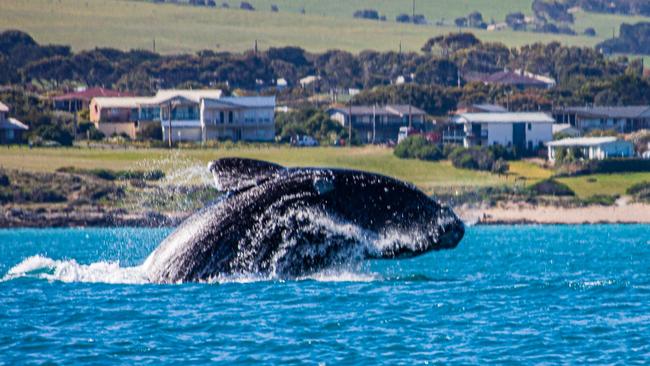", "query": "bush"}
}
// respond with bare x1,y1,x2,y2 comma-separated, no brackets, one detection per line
581,194,618,206
394,136,442,161
240,1,254,10
0,172,9,187
353,9,380,20
627,181,650,195
491,158,509,175
78,121,105,140
449,146,496,171
529,179,575,196
33,125,74,146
